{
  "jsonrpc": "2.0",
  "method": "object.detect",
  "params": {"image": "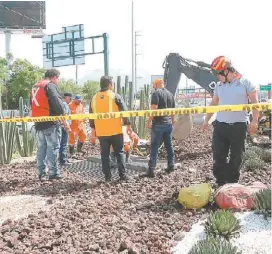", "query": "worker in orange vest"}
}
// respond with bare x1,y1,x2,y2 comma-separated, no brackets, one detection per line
89,76,132,182
68,95,87,155
30,68,70,181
